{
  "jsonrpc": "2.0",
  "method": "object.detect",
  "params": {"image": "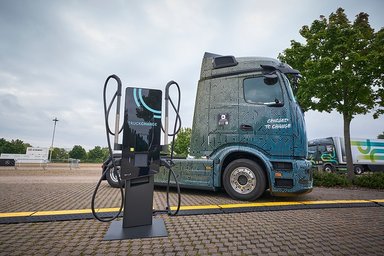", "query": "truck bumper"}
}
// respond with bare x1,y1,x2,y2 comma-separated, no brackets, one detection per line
270,188,313,197
269,159,313,196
